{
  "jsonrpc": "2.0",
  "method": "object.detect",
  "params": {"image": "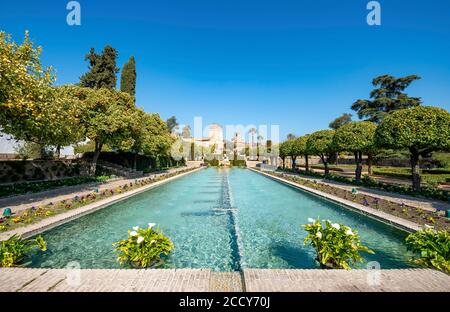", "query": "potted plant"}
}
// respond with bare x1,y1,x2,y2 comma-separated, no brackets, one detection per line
405,228,449,274
0,235,47,267
303,218,374,269
113,223,174,268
